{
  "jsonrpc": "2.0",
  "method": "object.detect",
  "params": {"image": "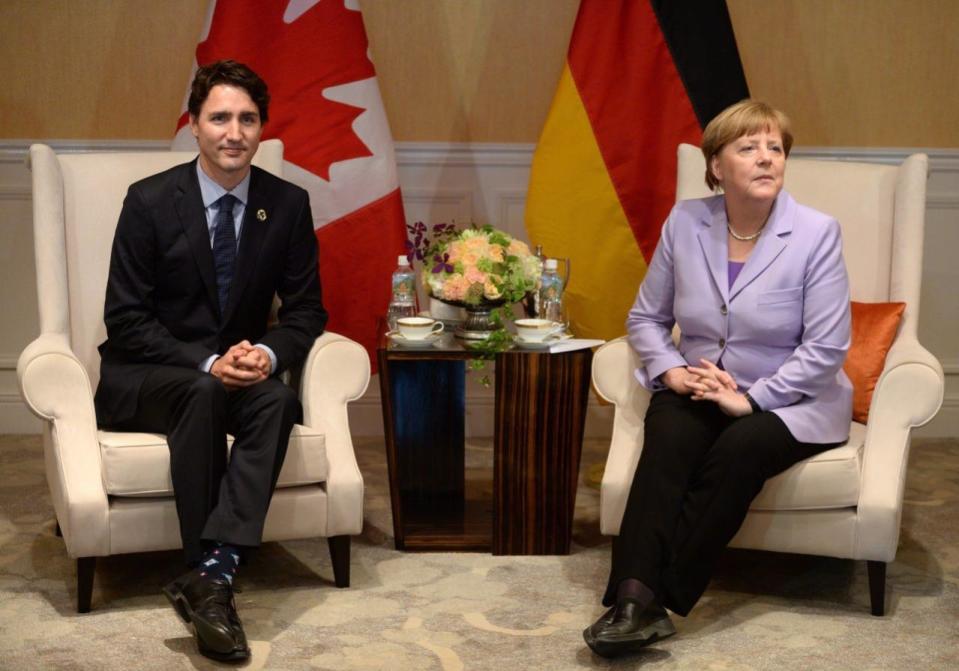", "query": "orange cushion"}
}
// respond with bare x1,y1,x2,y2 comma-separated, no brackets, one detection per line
843,301,906,423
